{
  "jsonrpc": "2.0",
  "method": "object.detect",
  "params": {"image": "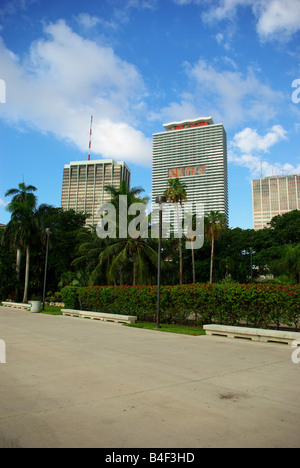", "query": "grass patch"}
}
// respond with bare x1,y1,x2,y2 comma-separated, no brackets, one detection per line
125,321,206,336
41,305,63,315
